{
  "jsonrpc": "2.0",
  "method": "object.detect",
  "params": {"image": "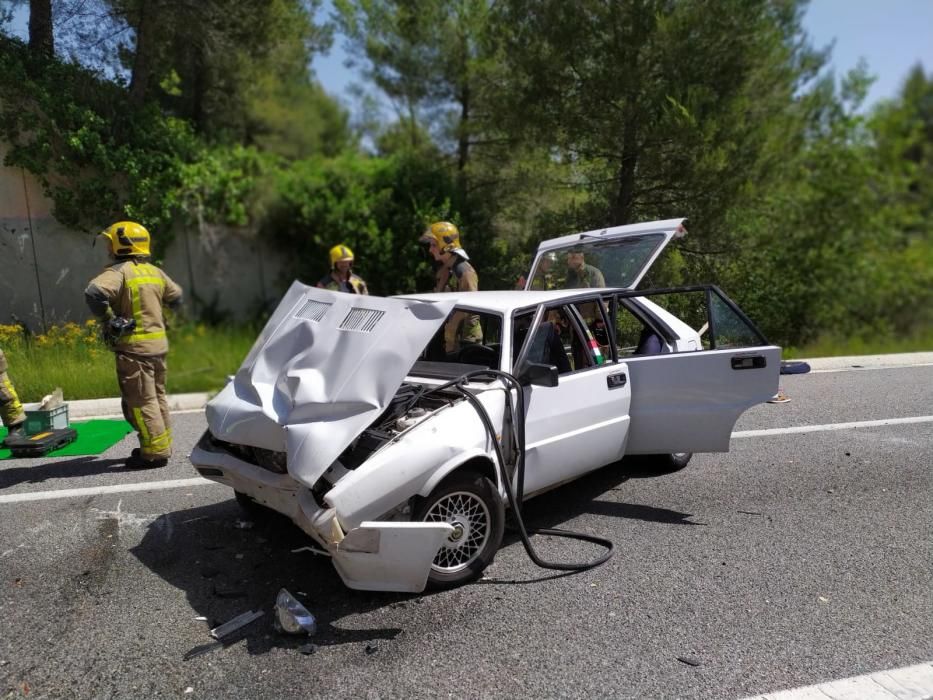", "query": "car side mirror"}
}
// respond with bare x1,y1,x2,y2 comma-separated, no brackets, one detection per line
518,362,559,387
